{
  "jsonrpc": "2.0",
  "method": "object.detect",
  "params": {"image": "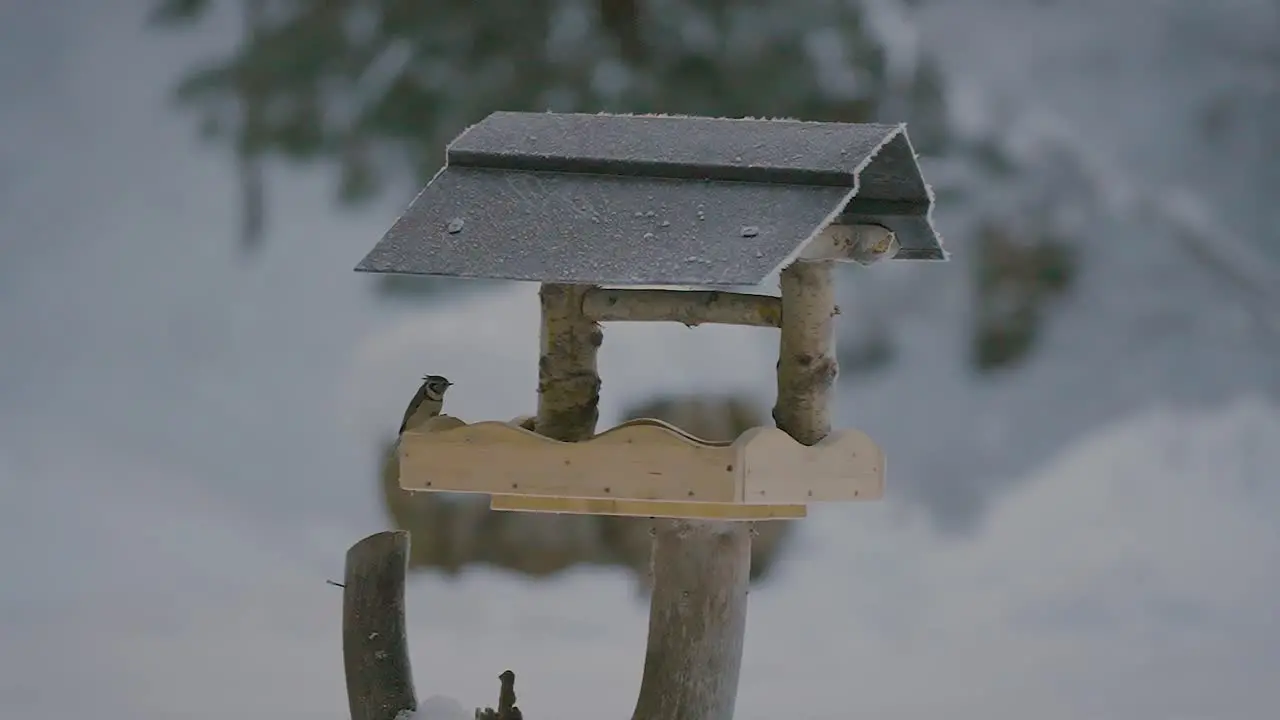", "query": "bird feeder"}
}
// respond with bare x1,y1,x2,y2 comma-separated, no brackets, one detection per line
356,111,943,521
